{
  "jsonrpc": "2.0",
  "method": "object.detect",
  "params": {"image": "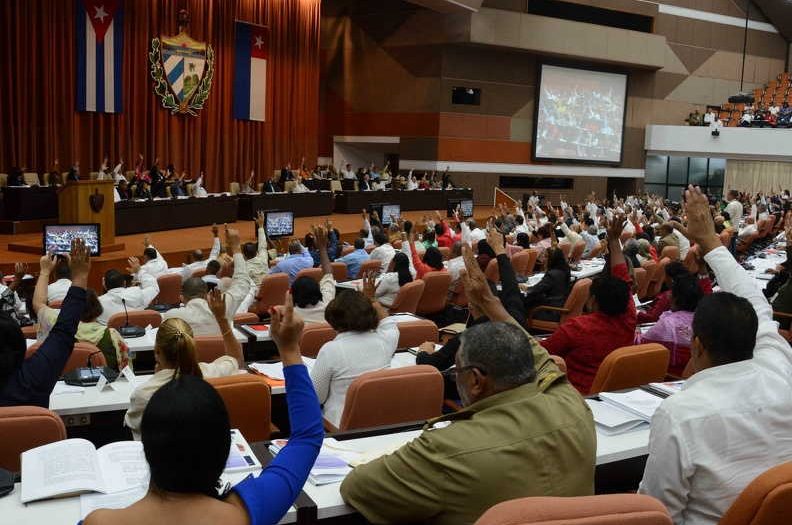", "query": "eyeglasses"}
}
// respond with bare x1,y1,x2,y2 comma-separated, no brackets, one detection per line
446,365,487,382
